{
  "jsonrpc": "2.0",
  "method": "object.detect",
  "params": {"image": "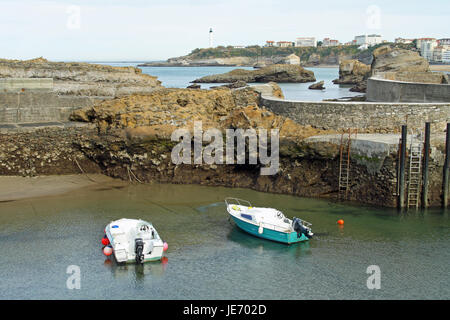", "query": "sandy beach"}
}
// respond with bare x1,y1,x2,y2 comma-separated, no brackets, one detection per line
0,174,126,202
430,65,450,72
